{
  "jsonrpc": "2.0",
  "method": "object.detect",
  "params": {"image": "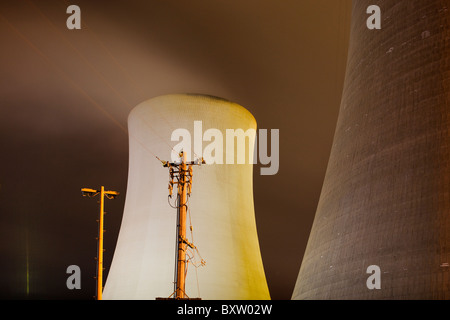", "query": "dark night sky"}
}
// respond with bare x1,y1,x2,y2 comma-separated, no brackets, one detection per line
0,0,351,299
